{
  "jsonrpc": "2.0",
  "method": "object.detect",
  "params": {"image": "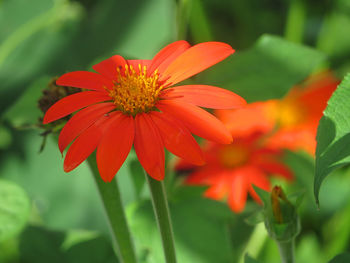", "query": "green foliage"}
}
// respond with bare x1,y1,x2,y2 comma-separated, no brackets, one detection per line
329,253,350,263
127,195,234,263
19,226,118,263
0,180,30,242
201,34,326,102
244,253,262,263
314,74,350,204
